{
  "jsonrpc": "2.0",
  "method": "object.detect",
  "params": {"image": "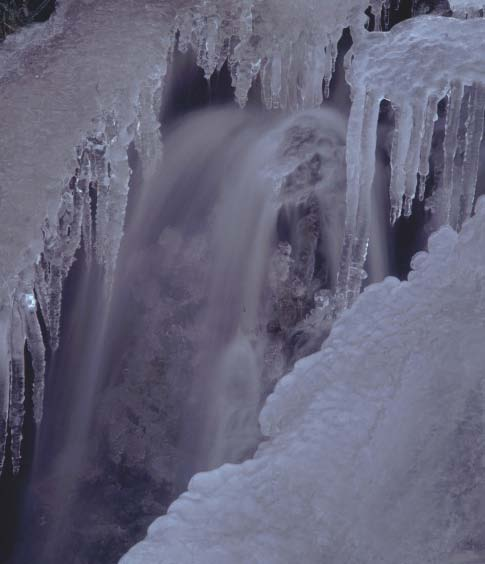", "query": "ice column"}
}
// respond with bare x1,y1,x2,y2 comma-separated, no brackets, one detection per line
336,87,381,310
455,83,485,229
436,80,464,226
